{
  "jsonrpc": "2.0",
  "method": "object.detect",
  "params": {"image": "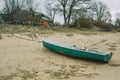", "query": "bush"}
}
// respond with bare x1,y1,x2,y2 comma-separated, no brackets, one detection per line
74,18,93,28
54,22,61,26
93,20,112,31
